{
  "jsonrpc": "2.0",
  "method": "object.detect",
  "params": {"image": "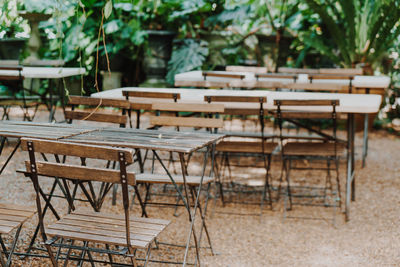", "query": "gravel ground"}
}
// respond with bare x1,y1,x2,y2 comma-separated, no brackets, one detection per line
0,108,399,266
